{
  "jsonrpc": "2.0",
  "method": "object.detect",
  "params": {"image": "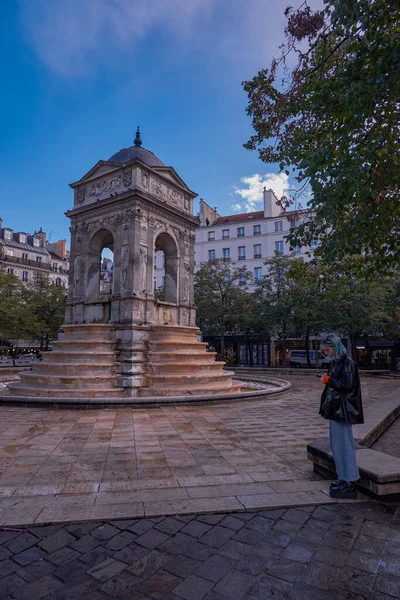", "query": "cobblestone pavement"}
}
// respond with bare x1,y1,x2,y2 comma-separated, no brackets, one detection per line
0,377,398,525
0,501,398,599
373,417,400,459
